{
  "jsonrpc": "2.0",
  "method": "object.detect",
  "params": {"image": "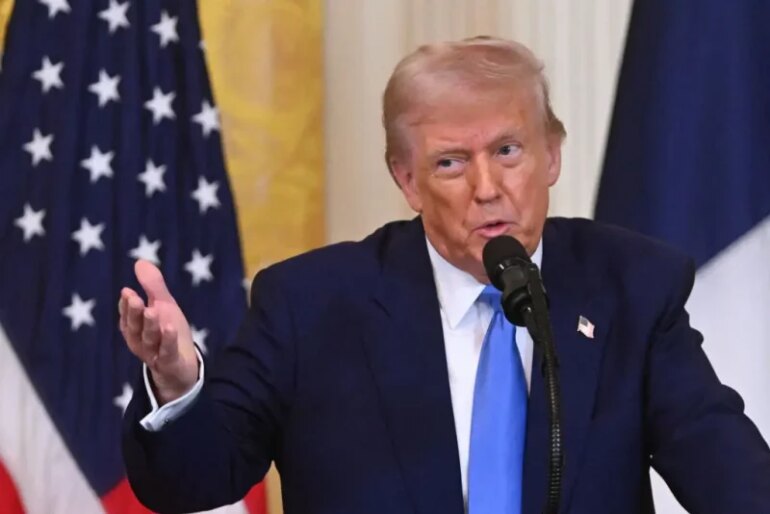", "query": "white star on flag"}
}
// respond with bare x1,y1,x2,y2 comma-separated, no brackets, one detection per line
80,145,115,183
191,325,209,354
129,235,161,265
14,204,46,242
577,315,595,339
185,249,214,286
88,69,121,107
23,129,54,166
62,293,96,331
192,100,220,138
98,0,130,34
113,383,133,414
32,56,64,94
38,0,71,19
151,10,179,48
144,87,176,125
191,177,221,214
137,159,167,197
71,218,106,256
